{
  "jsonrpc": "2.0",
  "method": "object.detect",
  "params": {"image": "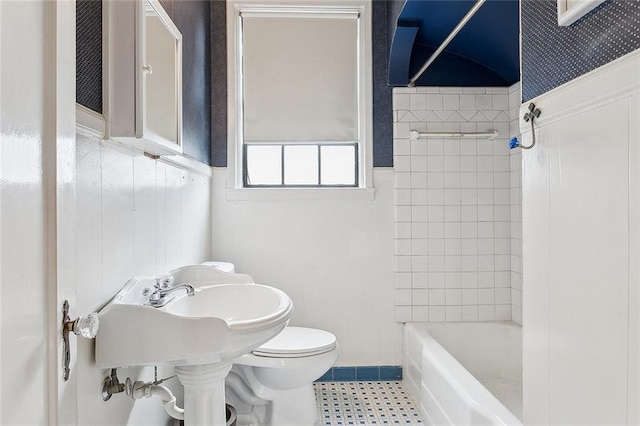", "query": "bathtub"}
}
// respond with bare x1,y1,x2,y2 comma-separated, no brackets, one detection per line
403,322,522,426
